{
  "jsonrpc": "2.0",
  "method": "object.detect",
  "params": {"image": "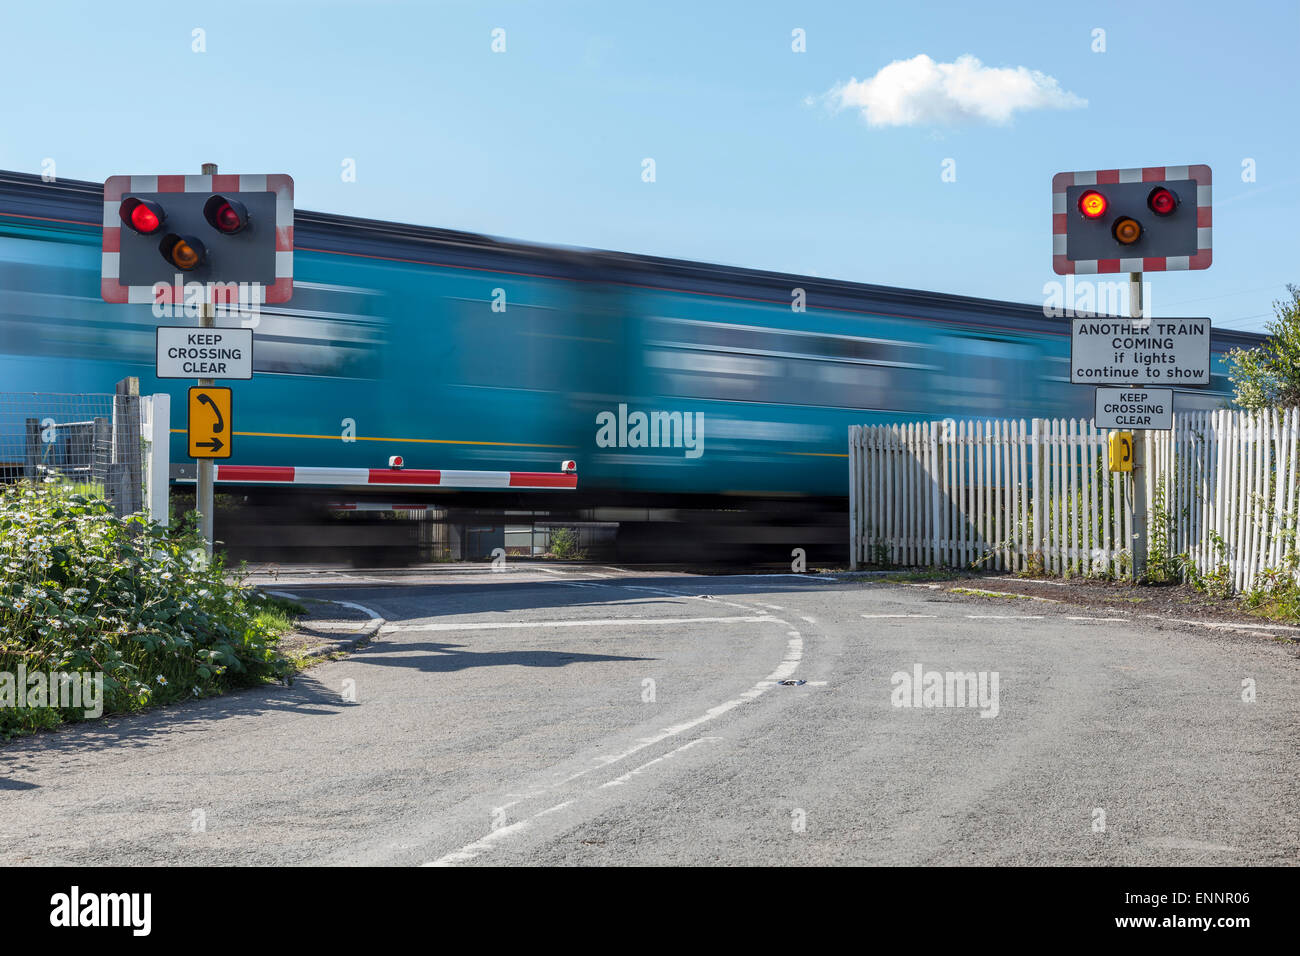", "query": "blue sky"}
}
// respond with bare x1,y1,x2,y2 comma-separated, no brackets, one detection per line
2,0,1297,330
